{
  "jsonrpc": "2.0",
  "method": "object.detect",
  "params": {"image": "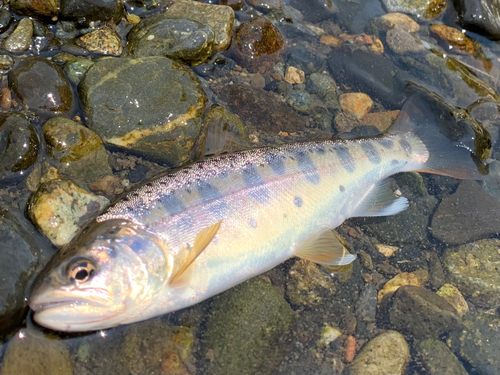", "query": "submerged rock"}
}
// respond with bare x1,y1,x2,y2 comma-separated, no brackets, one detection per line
60,0,123,23
436,283,469,316
76,27,123,56
442,238,500,309
452,0,500,40
204,278,294,375
79,56,207,165
415,338,468,375
345,330,409,375
10,0,58,19
3,17,33,53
